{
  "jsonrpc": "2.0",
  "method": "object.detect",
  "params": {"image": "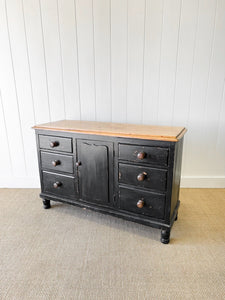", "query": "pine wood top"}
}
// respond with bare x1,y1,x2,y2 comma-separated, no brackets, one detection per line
33,120,187,142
